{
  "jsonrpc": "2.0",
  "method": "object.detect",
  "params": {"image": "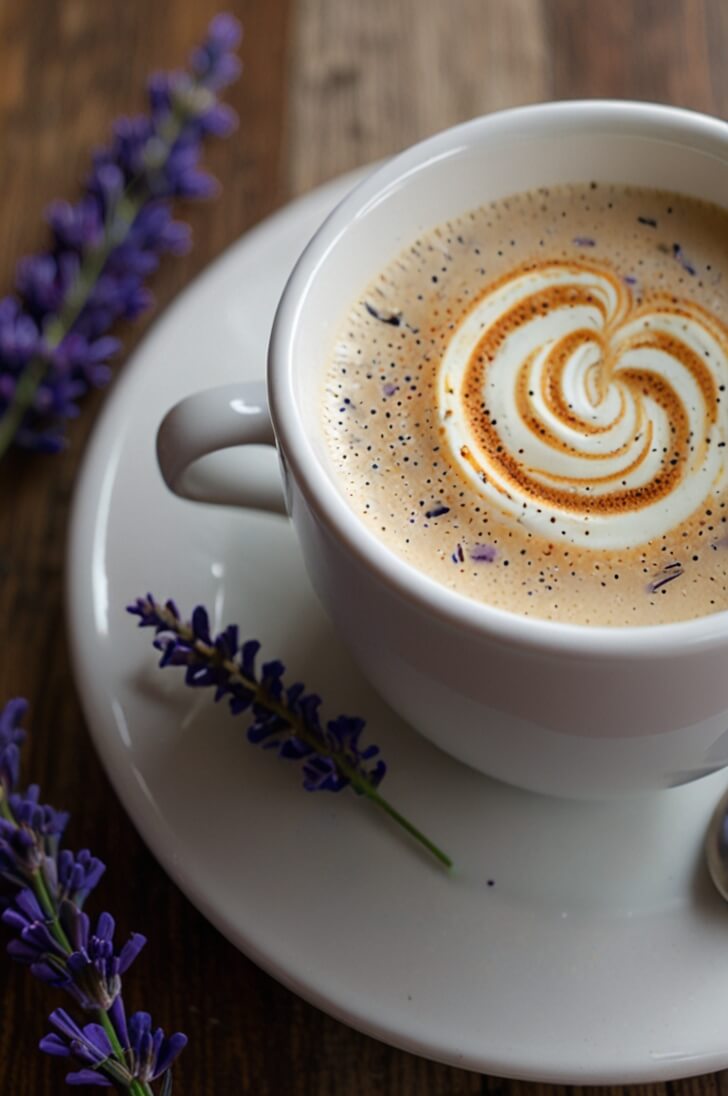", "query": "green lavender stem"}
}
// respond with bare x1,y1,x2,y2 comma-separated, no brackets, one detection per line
359,788,453,869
